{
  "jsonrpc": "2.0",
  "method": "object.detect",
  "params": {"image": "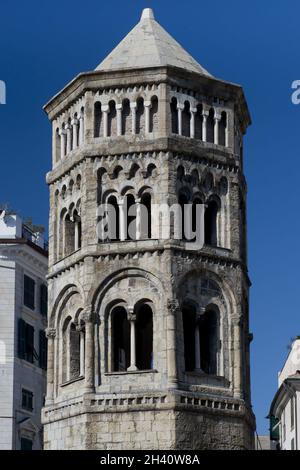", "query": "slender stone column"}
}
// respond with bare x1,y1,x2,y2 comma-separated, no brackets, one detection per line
190,108,196,138
102,105,109,138
45,328,56,405
136,198,141,240
225,114,229,147
127,308,137,371
116,103,123,136
59,128,66,159
79,113,84,145
130,102,137,134
82,306,95,393
202,110,209,142
77,326,85,377
71,117,79,149
74,220,80,250
66,123,72,154
119,199,127,241
214,113,221,145
177,103,184,135
166,299,179,387
144,100,152,133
